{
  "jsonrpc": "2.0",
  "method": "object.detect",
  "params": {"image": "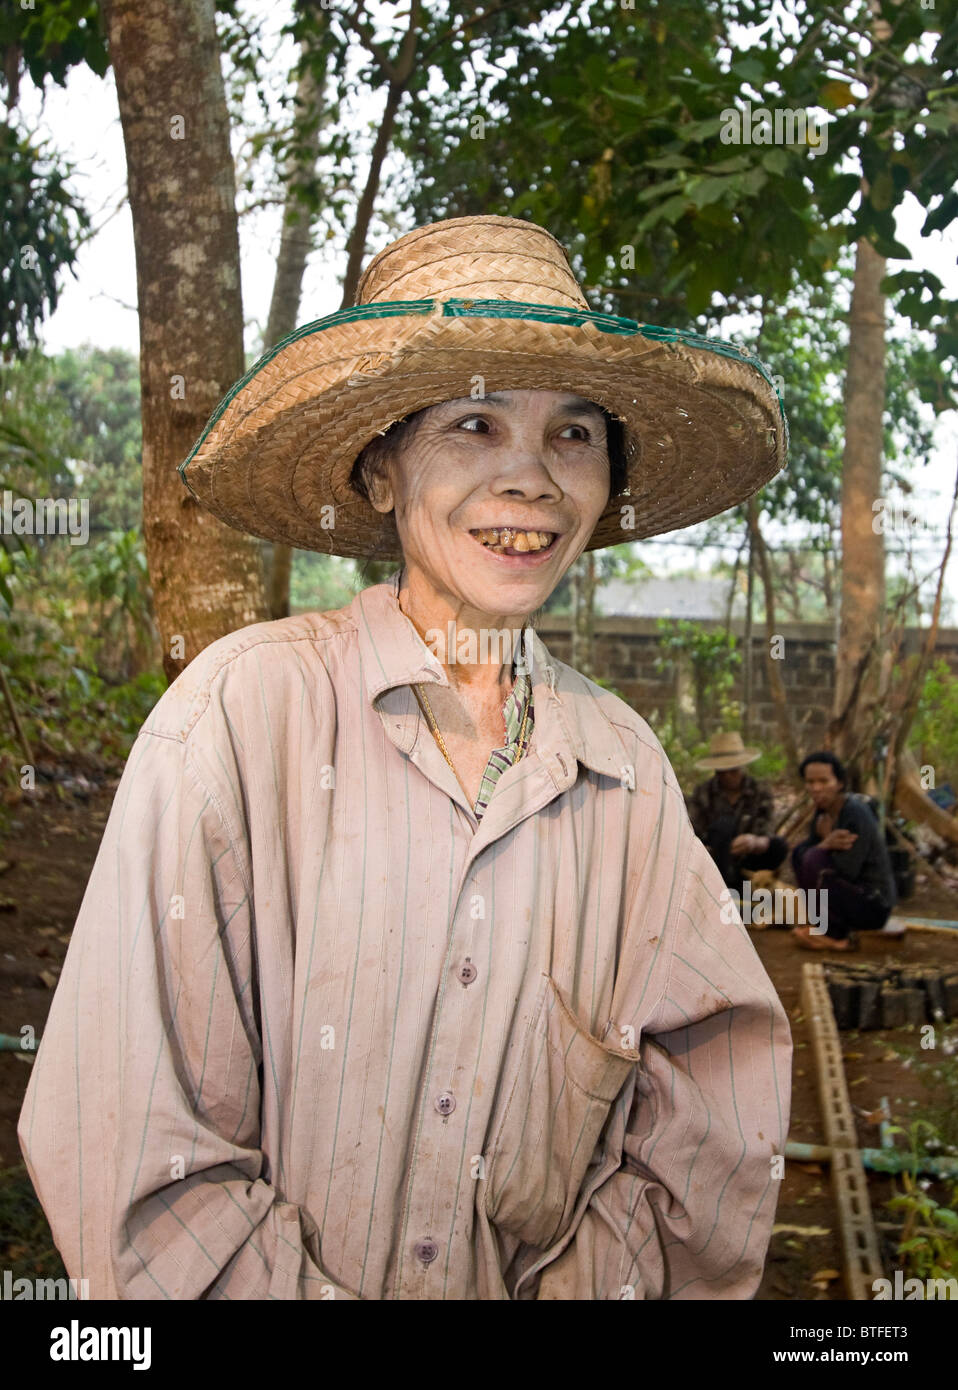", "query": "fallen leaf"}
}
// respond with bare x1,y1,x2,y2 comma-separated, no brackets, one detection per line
38,969,59,988
796,1163,824,1175
811,1269,841,1283
849,1076,869,1086
843,1052,864,1060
